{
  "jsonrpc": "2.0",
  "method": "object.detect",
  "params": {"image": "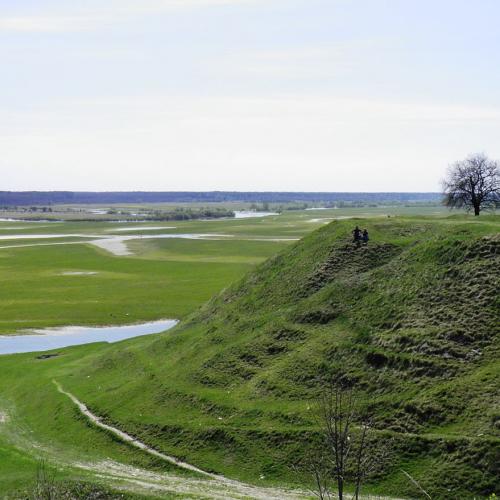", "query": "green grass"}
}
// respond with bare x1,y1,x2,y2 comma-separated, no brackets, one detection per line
0,210,498,498
0,243,252,334
0,344,194,494
126,238,292,263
